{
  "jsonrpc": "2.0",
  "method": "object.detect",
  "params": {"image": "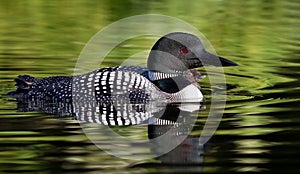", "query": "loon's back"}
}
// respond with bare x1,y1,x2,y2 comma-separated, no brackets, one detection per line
7,66,165,101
